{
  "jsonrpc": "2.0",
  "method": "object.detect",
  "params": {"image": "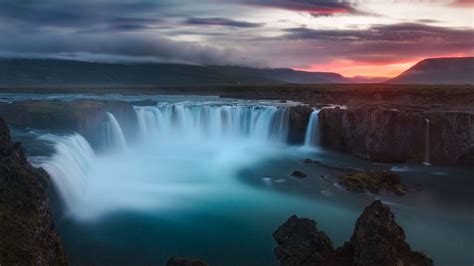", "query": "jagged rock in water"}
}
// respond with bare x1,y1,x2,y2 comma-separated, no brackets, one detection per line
0,118,67,265
288,105,313,144
338,170,407,195
273,215,335,266
166,257,208,266
291,170,308,178
336,200,433,266
274,201,433,266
